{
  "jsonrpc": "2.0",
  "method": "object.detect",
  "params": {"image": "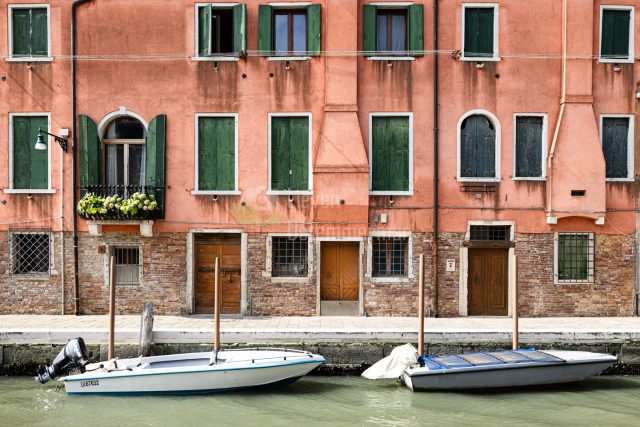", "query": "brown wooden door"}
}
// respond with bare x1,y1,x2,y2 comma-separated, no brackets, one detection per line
195,234,241,314
321,242,359,301
468,248,508,316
